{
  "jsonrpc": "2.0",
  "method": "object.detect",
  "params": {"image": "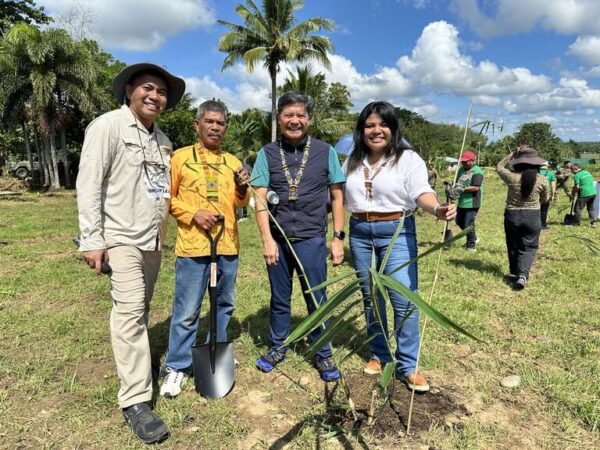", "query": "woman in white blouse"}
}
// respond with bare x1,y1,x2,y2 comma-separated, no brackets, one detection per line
343,101,456,392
